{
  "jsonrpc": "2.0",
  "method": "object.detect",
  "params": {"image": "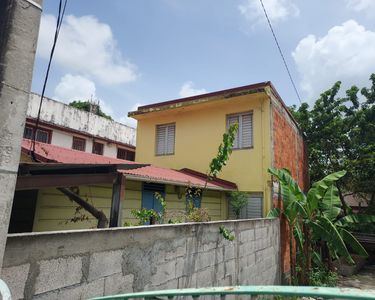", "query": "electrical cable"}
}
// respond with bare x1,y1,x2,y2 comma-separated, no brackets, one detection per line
31,0,68,161
259,0,302,104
